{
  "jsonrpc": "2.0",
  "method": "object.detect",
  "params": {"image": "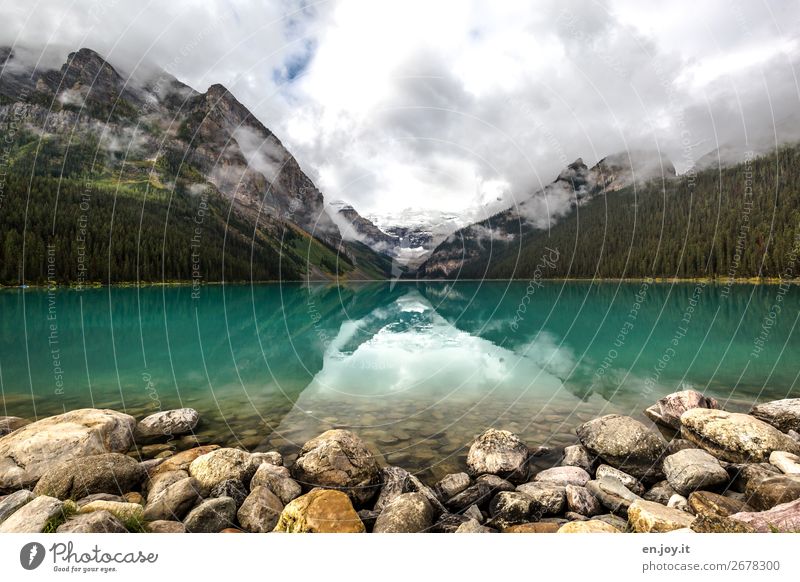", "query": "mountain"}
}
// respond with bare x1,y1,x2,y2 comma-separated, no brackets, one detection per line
417,151,676,278
422,143,800,280
0,47,392,284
